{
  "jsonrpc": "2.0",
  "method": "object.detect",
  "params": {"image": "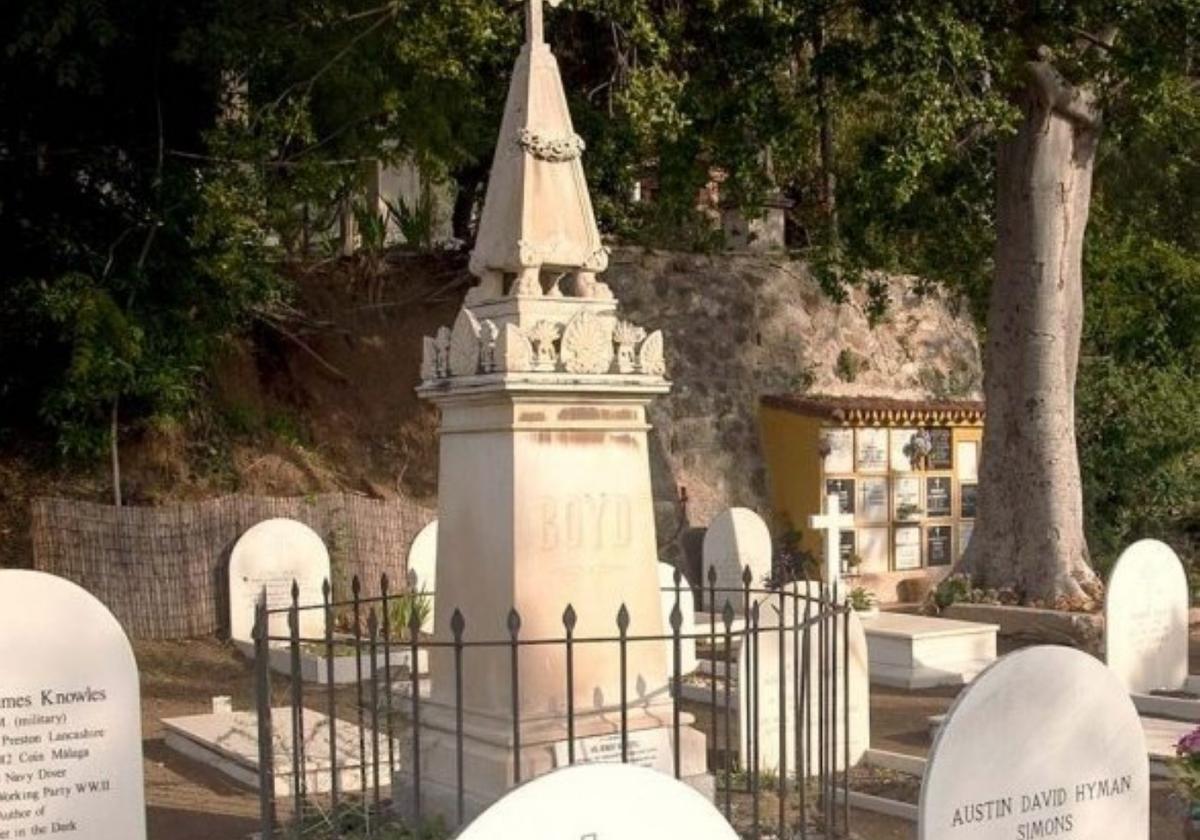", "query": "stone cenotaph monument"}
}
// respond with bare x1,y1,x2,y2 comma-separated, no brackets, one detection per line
411,0,706,818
